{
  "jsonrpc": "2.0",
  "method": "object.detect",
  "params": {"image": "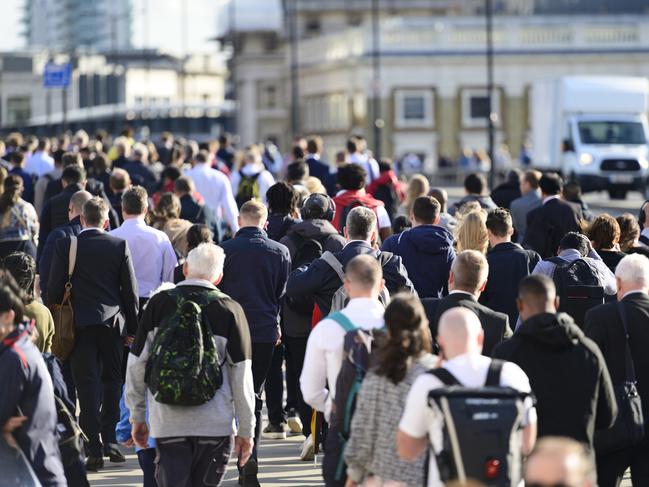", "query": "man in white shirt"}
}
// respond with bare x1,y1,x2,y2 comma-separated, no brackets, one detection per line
300,254,385,476
397,307,537,487
109,186,177,303
184,150,239,233
25,138,55,177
